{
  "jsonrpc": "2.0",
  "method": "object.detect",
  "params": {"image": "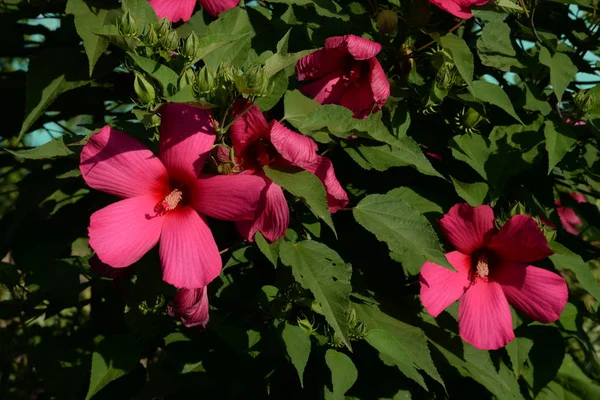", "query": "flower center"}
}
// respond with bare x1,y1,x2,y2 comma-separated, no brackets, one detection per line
475,252,489,279
156,189,183,215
